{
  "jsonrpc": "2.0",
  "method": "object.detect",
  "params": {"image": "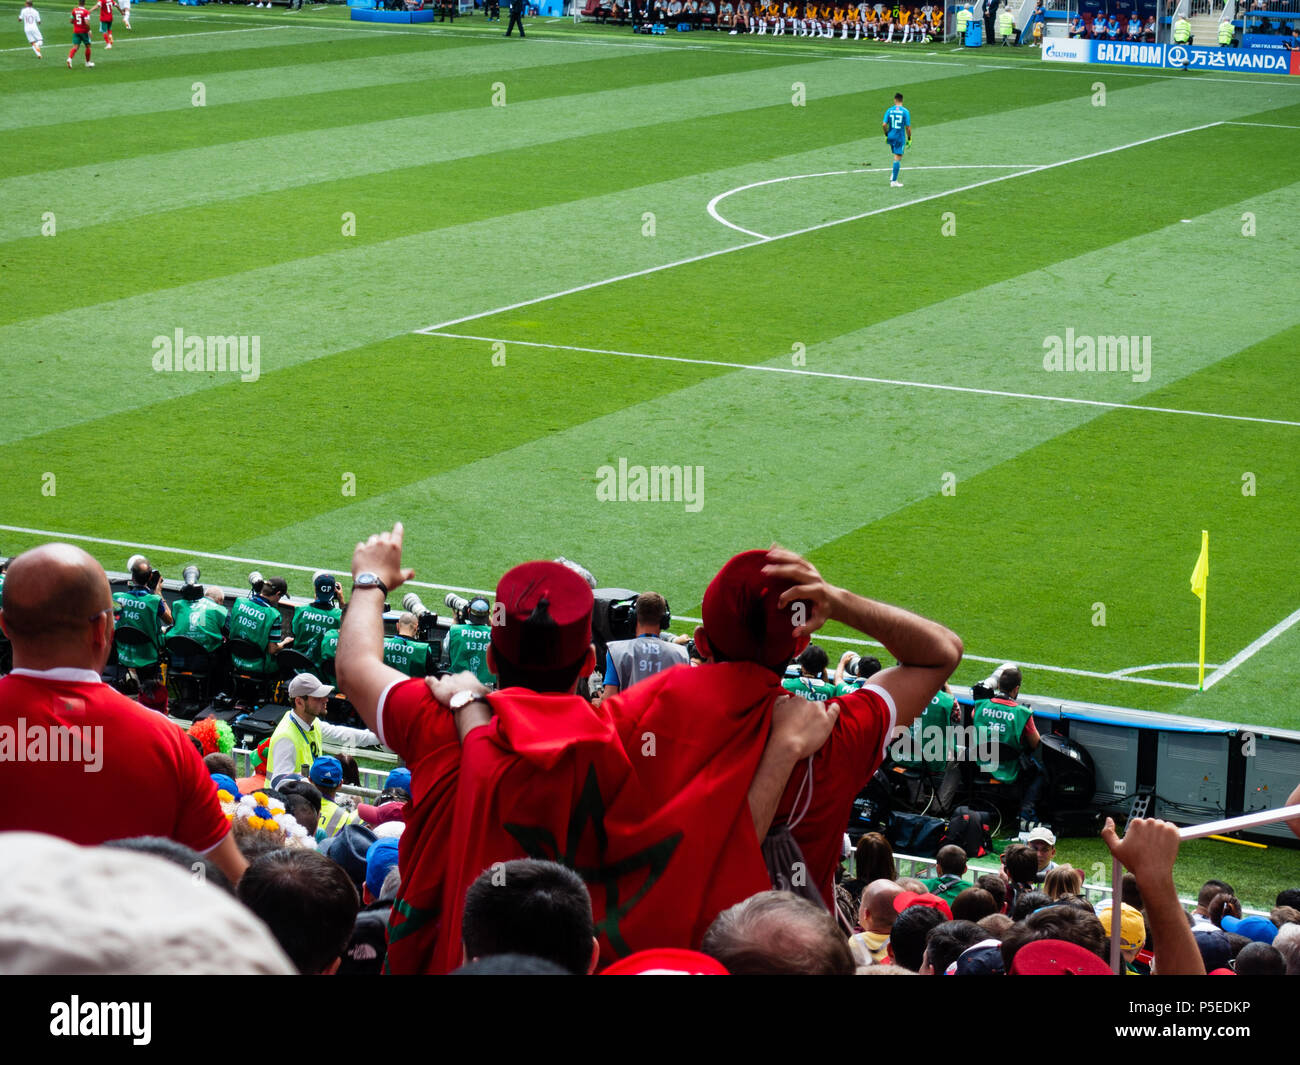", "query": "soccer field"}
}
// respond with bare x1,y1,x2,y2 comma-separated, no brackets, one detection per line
2,6,1298,726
